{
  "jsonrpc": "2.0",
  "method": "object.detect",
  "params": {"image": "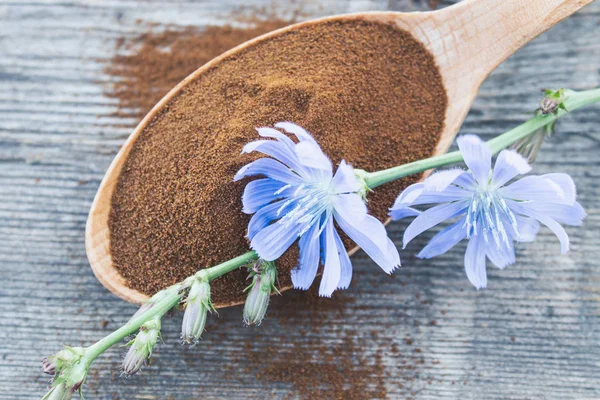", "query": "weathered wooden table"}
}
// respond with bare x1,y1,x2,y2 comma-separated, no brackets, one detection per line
1,0,599,399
